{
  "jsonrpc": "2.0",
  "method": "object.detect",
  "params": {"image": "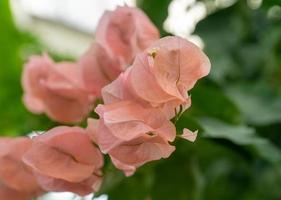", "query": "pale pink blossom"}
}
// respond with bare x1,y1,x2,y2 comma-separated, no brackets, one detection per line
95,6,159,68
88,101,176,176
102,36,210,118
22,54,93,123
79,6,159,96
23,126,103,196
127,36,210,109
